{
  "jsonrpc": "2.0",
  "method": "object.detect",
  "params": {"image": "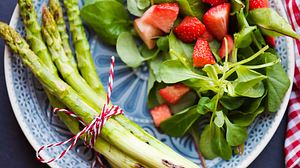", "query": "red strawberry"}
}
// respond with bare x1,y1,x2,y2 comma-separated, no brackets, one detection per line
200,28,214,42
159,83,190,104
203,3,231,40
202,0,228,6
143,3,179,33
218,35,234,58
193,38,216,67
150,104,172,127
265,36,276,47
174,16,206,43
249,0,269,10
134,18,163,49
